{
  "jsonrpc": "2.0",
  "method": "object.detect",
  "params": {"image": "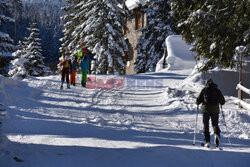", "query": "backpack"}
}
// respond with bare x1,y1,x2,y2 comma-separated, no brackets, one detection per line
64,60,69,68
203,87,219,105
